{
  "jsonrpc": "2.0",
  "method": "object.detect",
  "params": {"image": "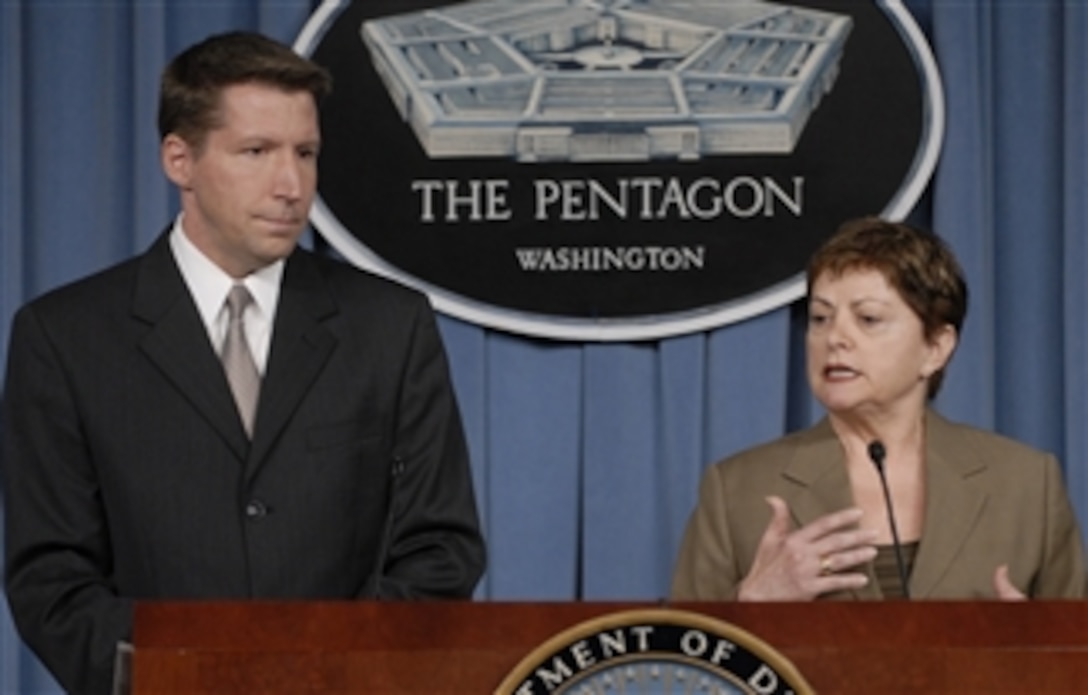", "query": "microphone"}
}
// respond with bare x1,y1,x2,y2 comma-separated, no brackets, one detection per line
868,441,911,599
